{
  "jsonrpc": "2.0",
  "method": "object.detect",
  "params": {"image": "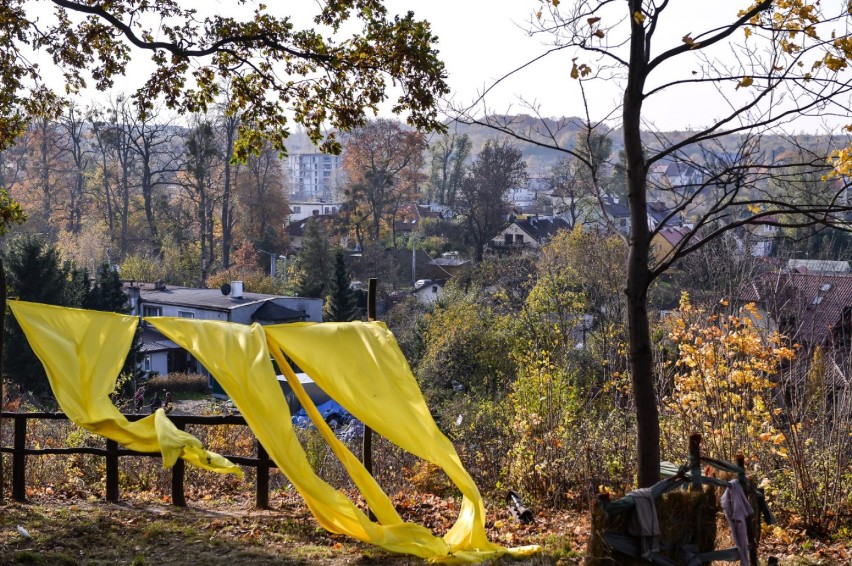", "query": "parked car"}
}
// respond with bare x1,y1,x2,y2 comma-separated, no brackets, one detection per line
292,400,353,429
